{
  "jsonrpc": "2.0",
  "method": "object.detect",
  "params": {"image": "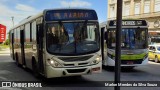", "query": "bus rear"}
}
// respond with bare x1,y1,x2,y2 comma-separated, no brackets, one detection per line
44,9,101,78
